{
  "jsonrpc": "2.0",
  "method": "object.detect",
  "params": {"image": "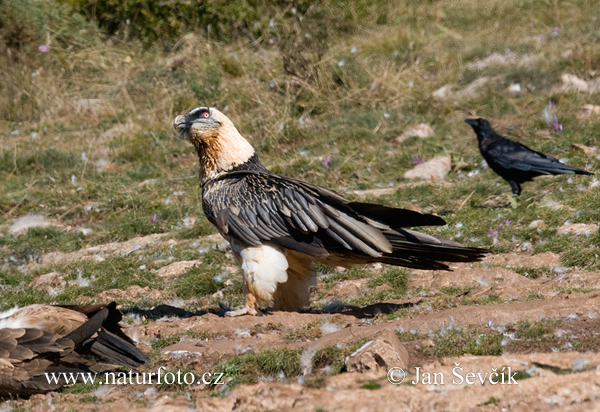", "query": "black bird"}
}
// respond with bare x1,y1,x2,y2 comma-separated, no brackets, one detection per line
465,118,593,195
